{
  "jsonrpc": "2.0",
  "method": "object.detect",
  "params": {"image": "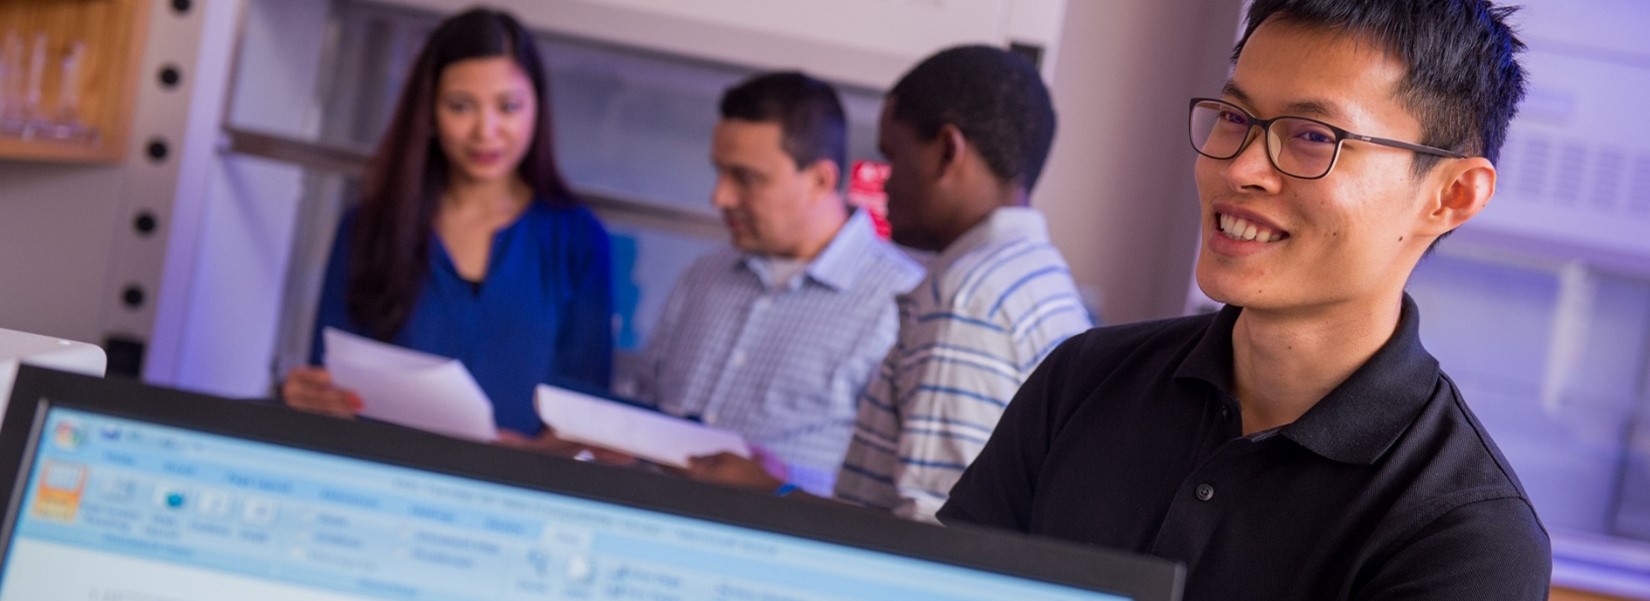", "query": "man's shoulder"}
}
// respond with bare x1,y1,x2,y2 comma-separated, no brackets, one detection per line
1364,373,1548,558
667,248,748,295
809,211,921,296
858,236,924,280
929,237,1077,316
1365,471,1550,597
838,232,930,293
939,235,1070,289
1424,374,1532,483
685,246,745,274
